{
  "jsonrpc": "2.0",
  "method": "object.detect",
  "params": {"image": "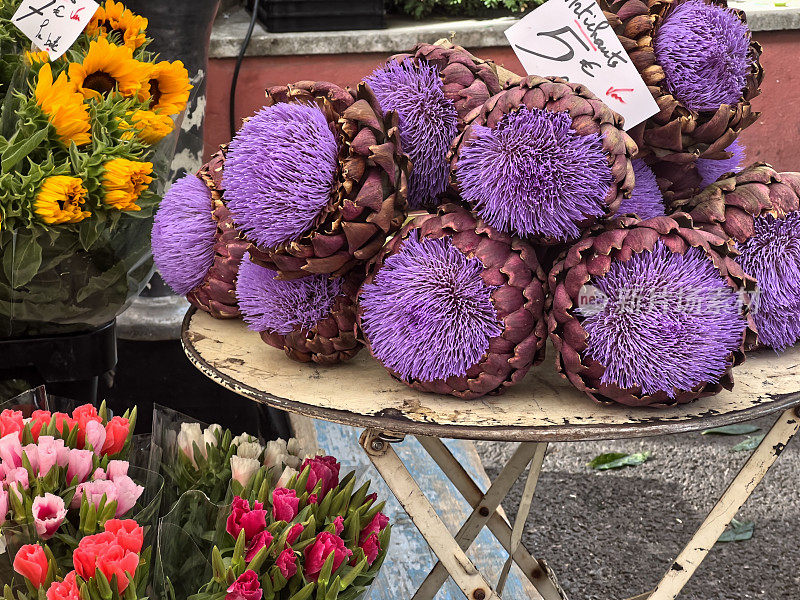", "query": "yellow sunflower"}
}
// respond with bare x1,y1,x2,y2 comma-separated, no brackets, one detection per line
85,0,148,49
144,60,191,116
121,109,174,144
24,51,50,65
35,64,91,147
101,158,153,211
68,38,151,100
34,176,91,224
